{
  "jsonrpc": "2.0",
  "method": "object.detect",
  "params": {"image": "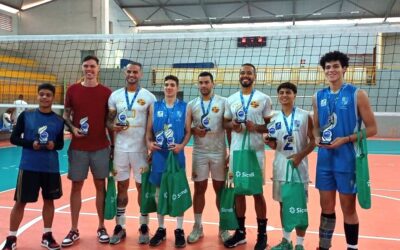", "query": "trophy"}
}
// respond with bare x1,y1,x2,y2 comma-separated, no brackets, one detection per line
320,127,333,145
155,130,164,147
266,121,277,141
235,106,246,123
116,110,129,129
164,125,175,148
79,116,89,135
200,115,211,131
38,125,49,145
